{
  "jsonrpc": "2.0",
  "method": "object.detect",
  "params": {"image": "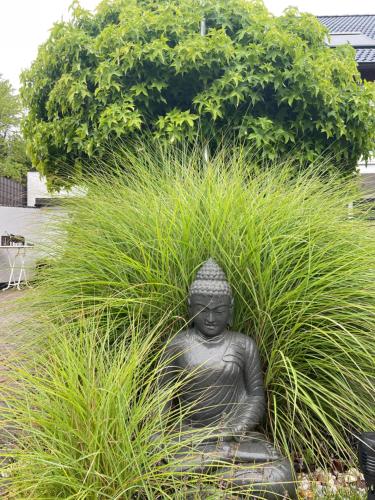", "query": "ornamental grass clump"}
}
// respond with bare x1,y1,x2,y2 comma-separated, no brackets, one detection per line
22,142,375,476
3,315,251,498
